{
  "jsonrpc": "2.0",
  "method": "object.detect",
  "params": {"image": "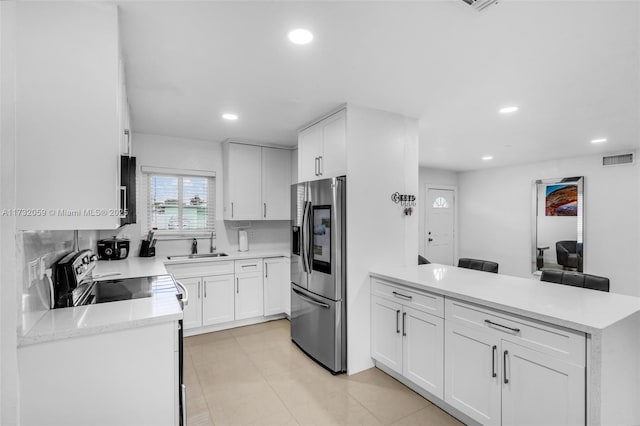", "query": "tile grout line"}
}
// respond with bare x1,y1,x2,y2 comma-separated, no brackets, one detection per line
186,342,217,426
237,327,303,425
